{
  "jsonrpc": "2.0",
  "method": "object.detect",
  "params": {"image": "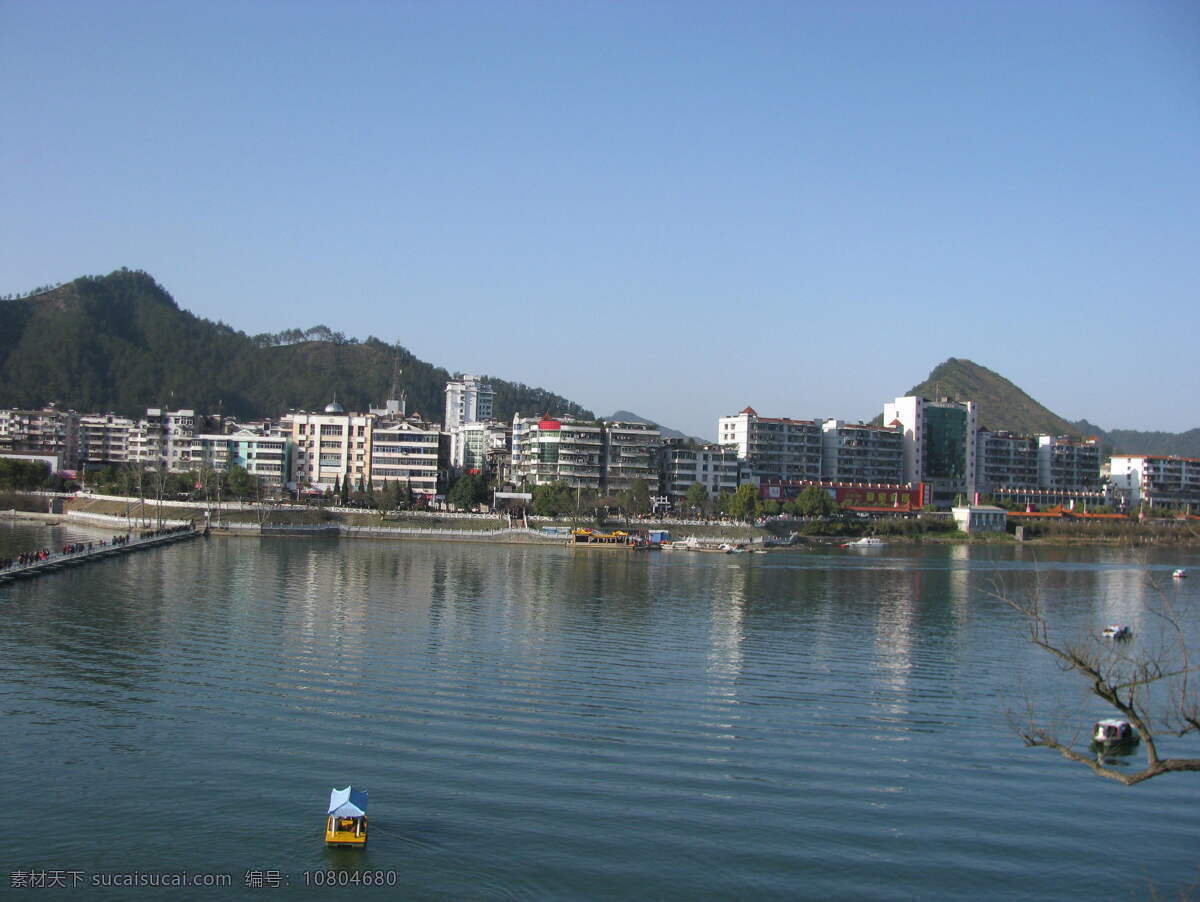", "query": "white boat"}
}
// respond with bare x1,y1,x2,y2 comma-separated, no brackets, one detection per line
1173,568,1188,579
1092,718,1139,747
1102,625,1131,640
841,537,886,548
